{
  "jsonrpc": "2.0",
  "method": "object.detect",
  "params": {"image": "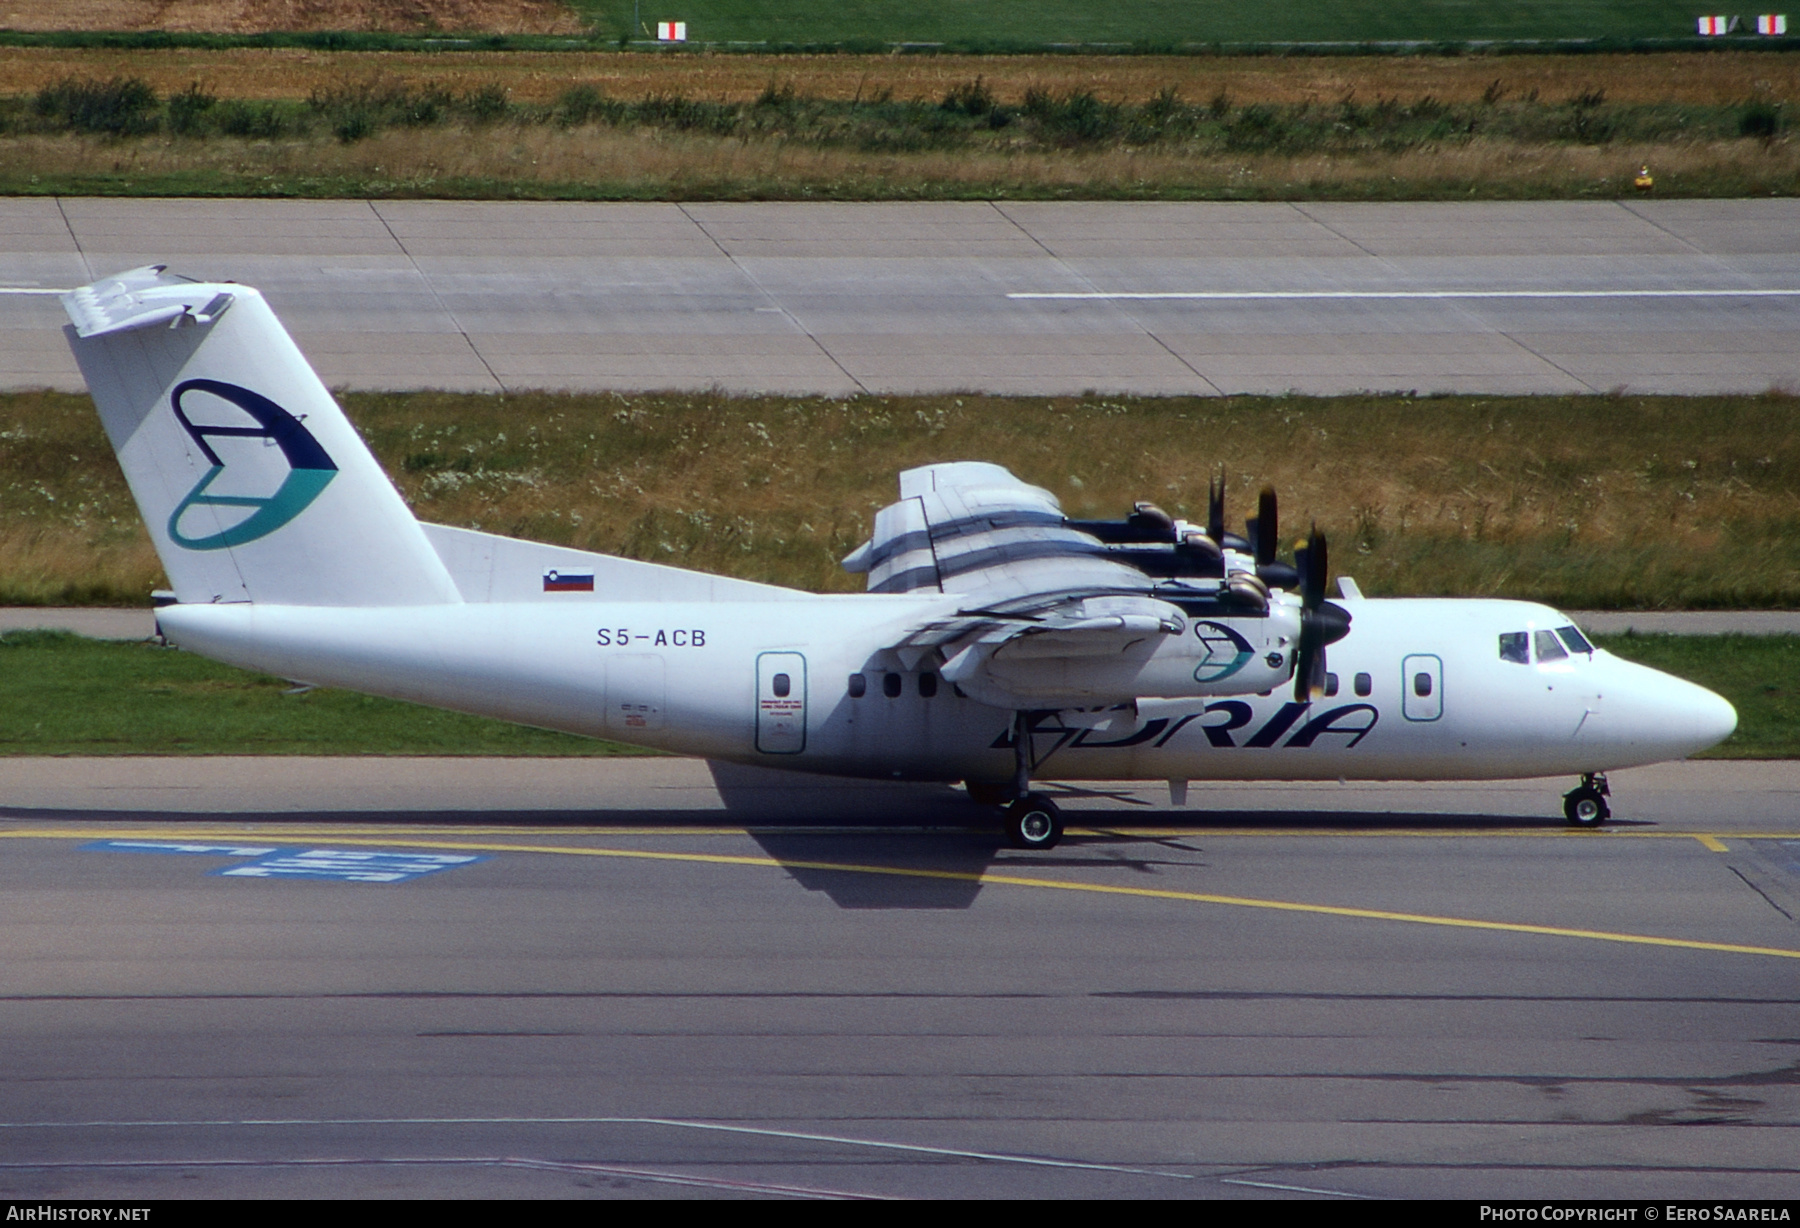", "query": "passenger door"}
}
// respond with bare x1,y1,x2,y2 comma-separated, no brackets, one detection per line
756,652,807,753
